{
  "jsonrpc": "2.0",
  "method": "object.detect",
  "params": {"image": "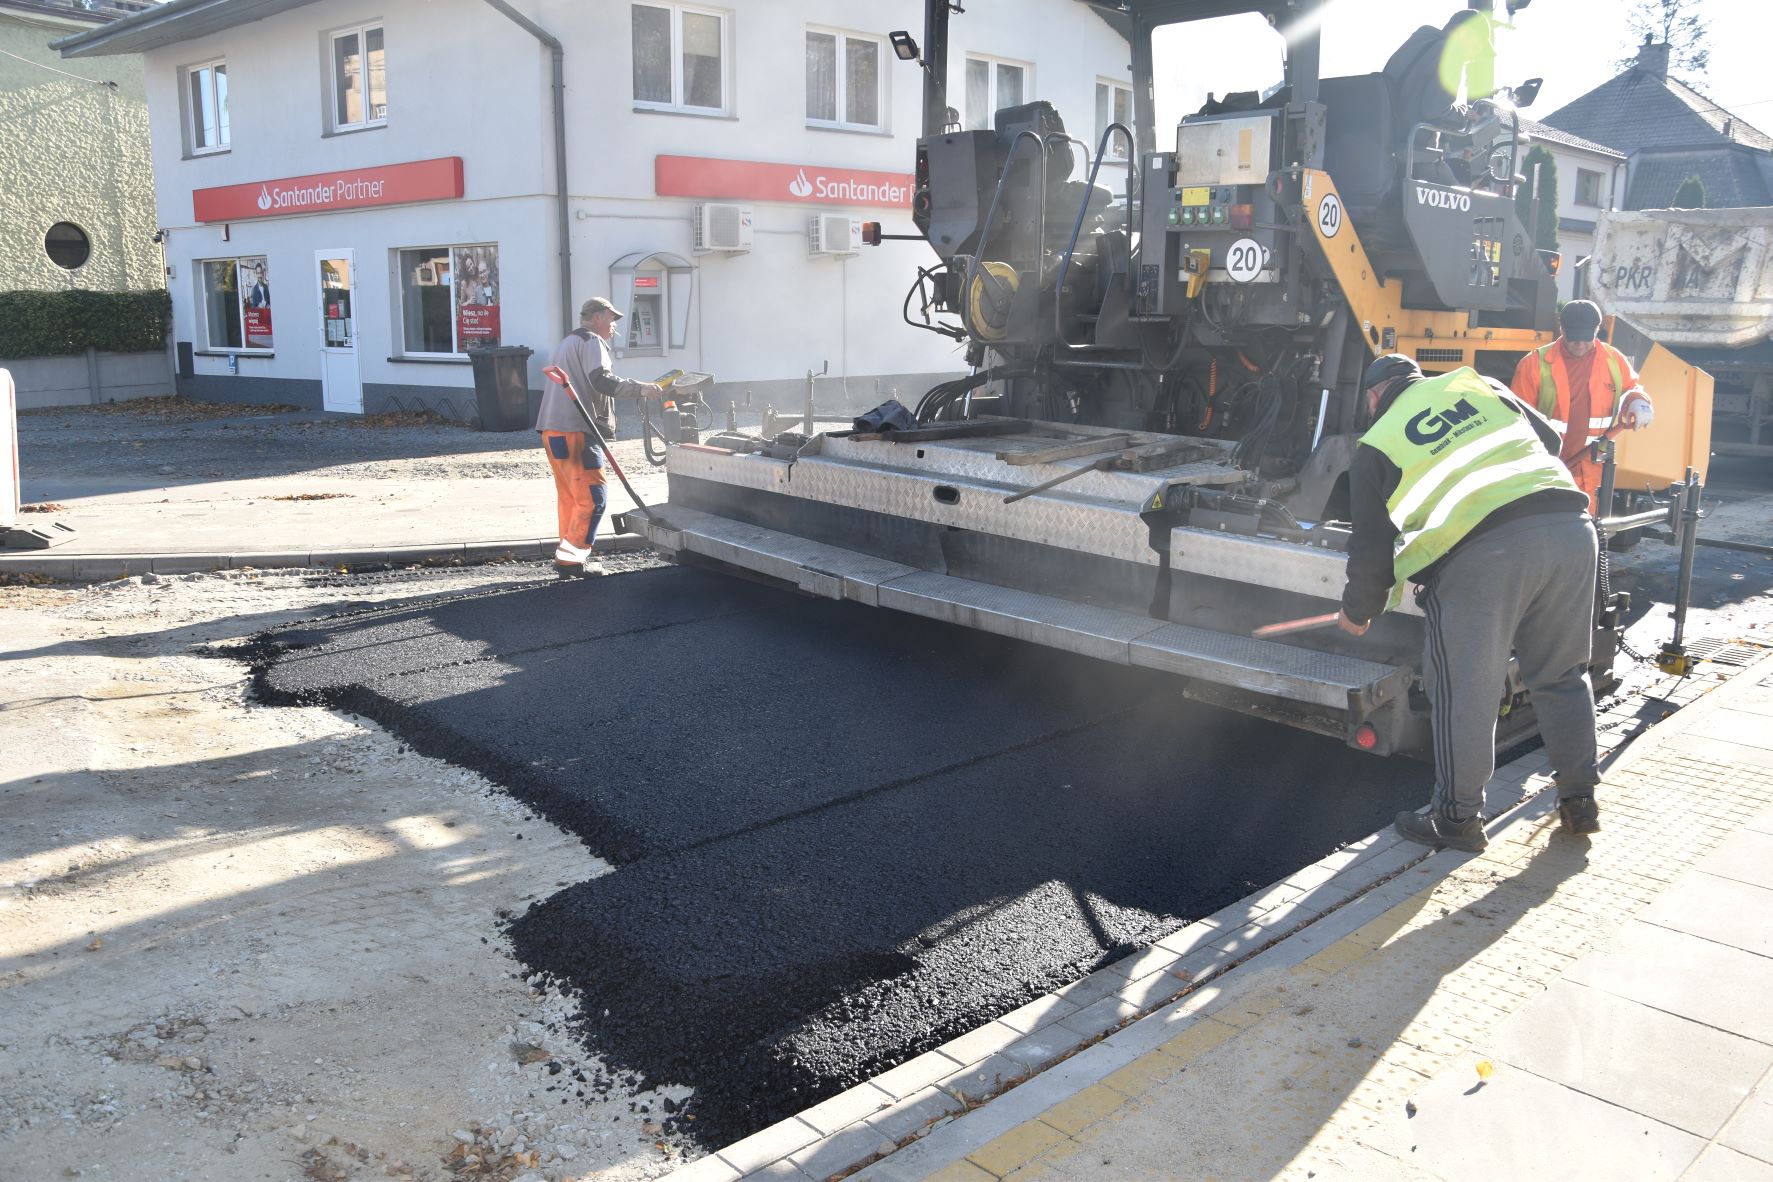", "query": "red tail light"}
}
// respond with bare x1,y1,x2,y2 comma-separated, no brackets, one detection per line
1354,723,1379,751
